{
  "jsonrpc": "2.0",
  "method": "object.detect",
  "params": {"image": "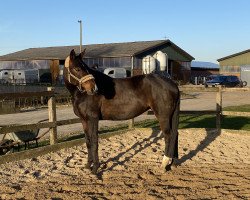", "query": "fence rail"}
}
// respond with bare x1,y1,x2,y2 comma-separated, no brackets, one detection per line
0,86,249,146
0,91,54,99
